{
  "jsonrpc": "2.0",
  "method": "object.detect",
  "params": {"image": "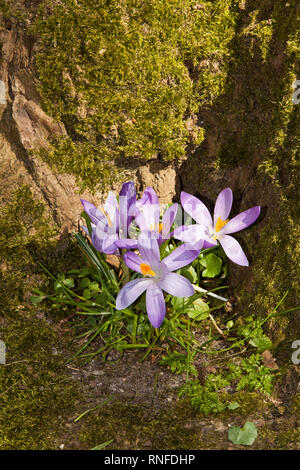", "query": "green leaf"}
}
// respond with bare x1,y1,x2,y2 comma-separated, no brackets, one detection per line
228,421,258,446
30,295,46,305
63,278,75,288
83,289,92,299
79,277,90,288
187,298,209,321
227,401,240,410
171,296,188,312
181,265,198,283
200,253,222,278
89,281,100,291
91,439,114,450
249,335,273,352
78,268,90,278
